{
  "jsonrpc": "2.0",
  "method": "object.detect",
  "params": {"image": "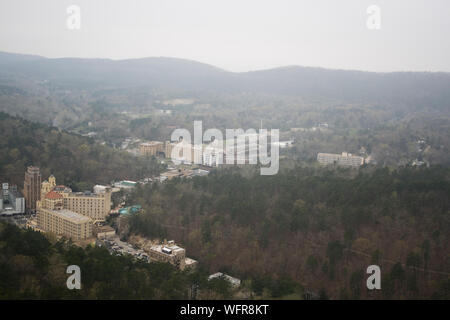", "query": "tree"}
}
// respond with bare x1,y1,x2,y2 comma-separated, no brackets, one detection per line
406,252,422,273
390,263,405,282
305,255,318,273
327,241,344,266
349,269,365,299
422,240,430,270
